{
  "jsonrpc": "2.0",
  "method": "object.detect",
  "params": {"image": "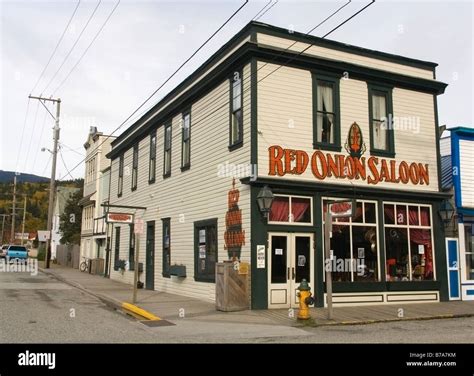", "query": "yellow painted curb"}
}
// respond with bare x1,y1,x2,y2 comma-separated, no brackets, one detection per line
122,302,161,321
